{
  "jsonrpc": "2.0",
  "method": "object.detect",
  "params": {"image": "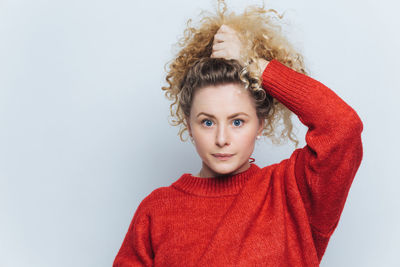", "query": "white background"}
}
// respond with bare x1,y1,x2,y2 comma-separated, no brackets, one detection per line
1,0,399,266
